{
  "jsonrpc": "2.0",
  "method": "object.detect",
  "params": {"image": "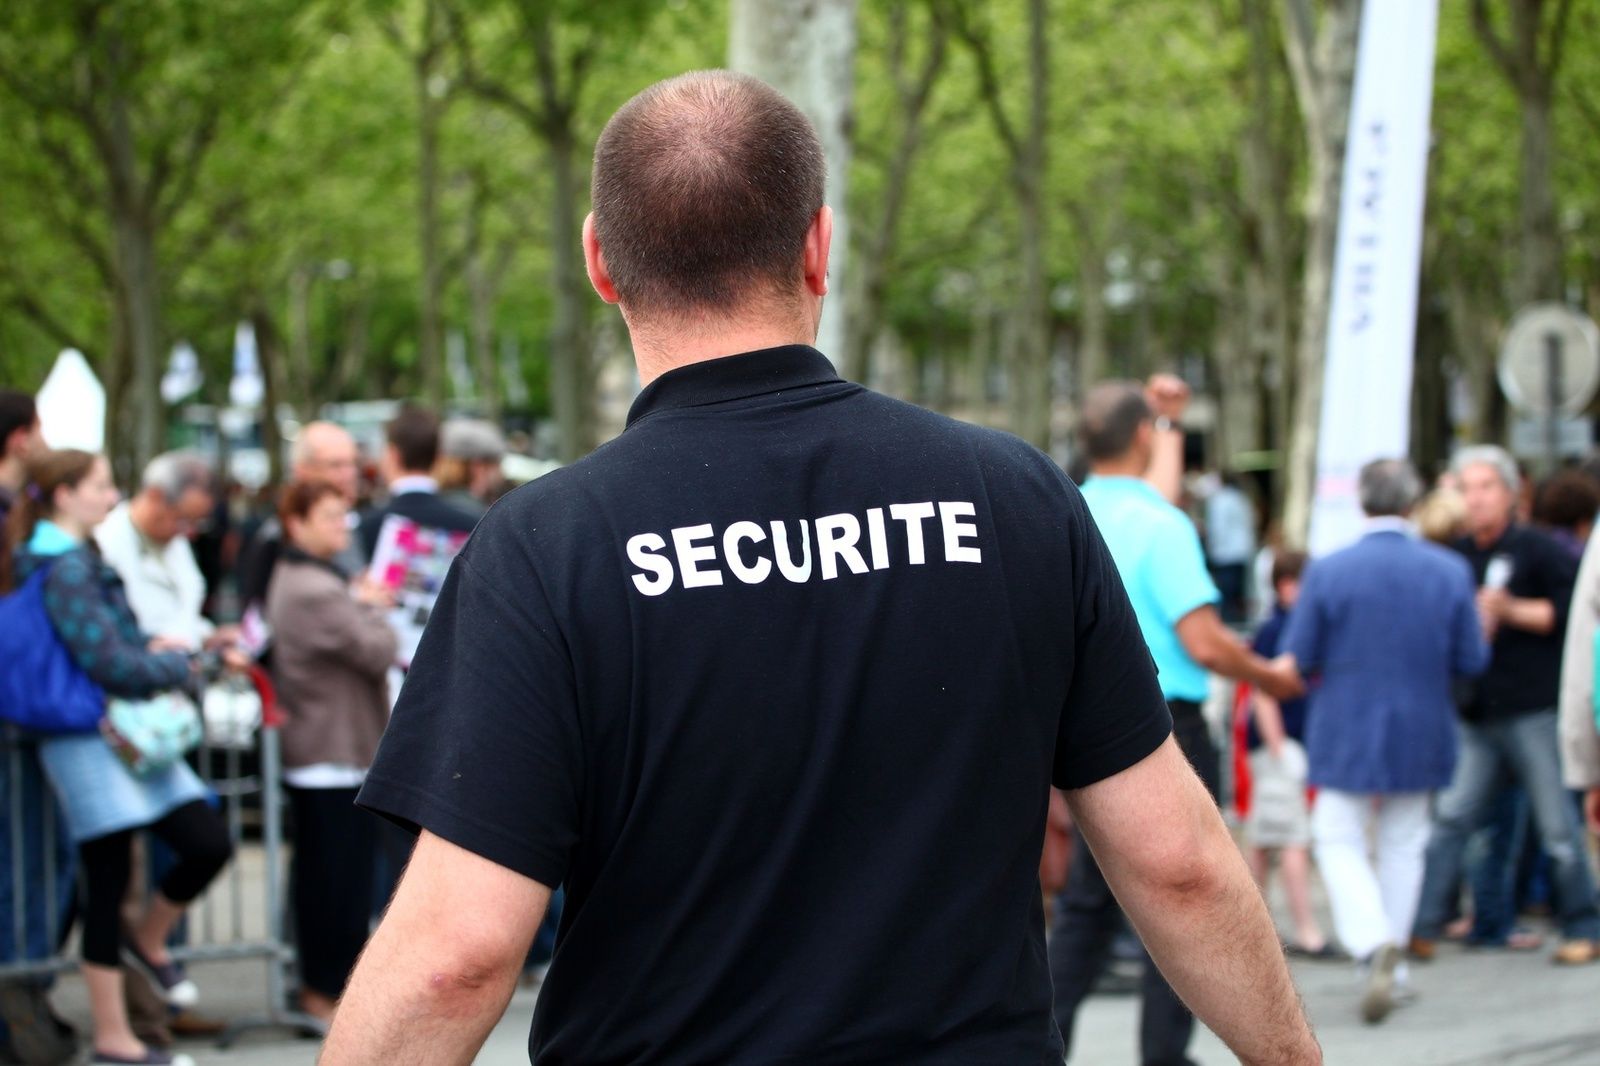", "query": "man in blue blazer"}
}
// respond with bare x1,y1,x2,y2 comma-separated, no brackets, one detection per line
1282,459,1489,1025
